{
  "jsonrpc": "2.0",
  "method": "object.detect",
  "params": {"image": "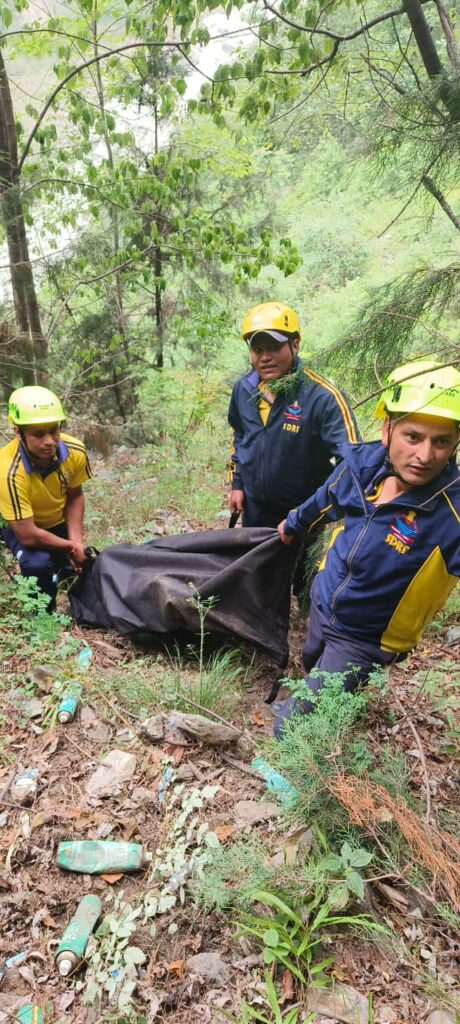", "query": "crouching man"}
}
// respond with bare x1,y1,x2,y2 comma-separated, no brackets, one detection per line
275,361,460,735
0,386,92,609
